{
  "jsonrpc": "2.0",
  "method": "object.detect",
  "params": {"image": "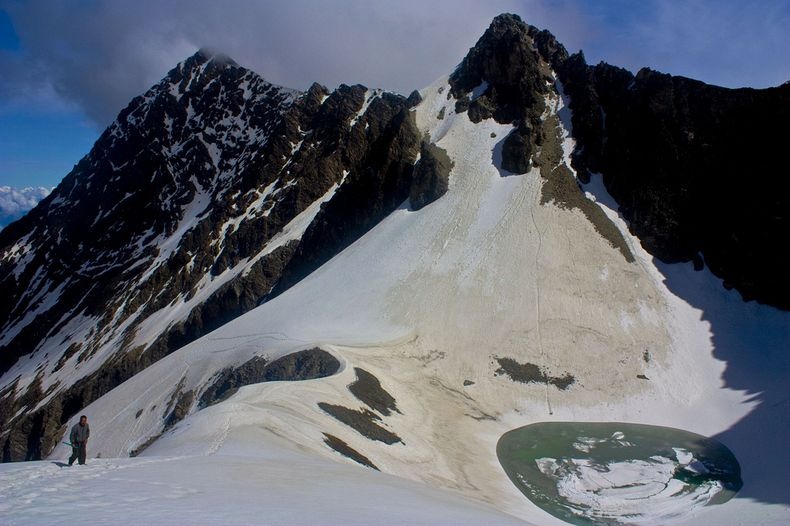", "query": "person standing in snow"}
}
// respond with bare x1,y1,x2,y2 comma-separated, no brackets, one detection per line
68,415,90,466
